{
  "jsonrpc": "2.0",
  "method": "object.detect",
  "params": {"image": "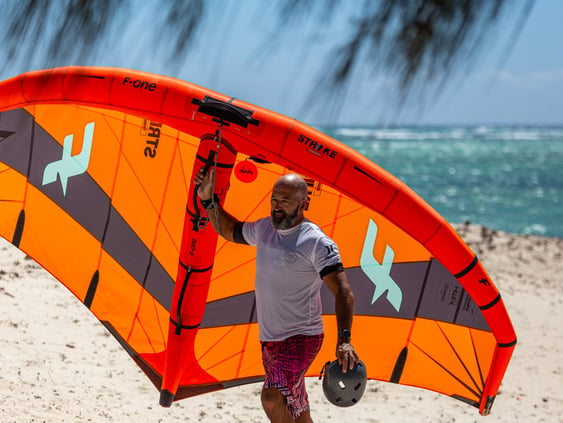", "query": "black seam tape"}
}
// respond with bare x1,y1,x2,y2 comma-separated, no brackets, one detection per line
178,261,213,273
498,339,517,348
170,317,200,330
480,293,501,310
455,255,479,278
195,153,234,168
